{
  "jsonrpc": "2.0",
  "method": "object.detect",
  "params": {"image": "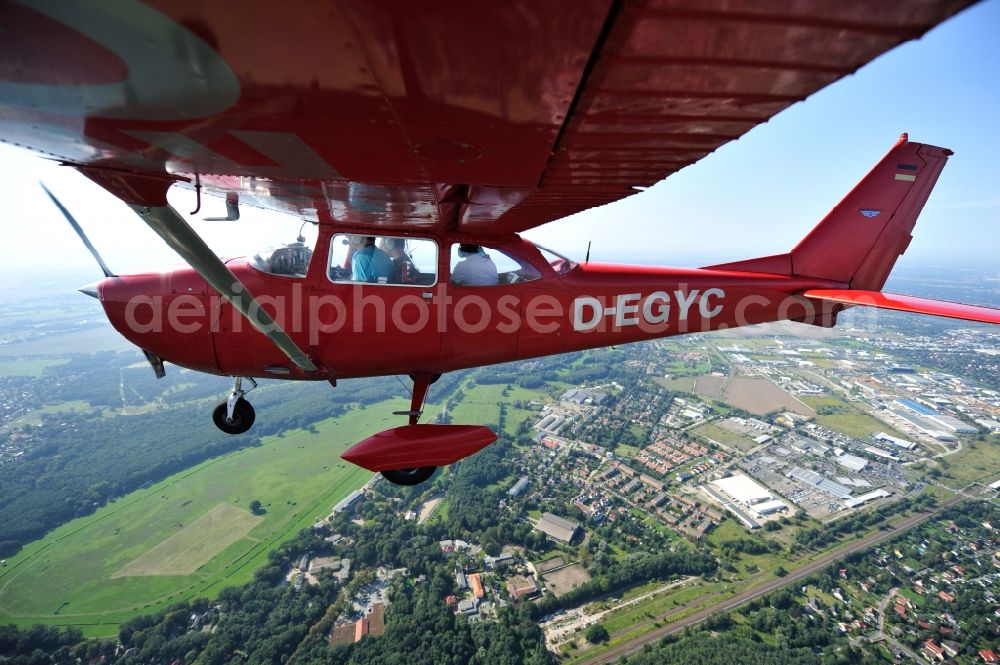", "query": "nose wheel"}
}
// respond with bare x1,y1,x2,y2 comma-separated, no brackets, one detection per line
213,377,257,435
